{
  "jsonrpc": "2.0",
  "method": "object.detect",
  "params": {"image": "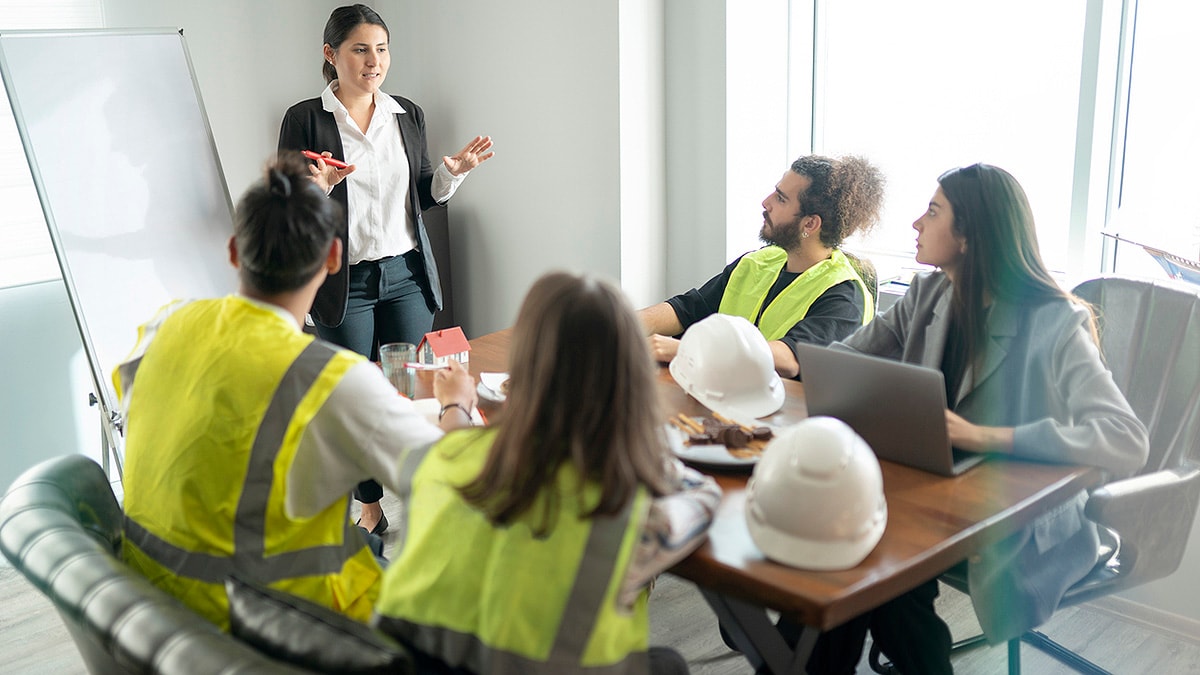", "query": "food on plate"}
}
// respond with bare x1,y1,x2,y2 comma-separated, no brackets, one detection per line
670,412,773,458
